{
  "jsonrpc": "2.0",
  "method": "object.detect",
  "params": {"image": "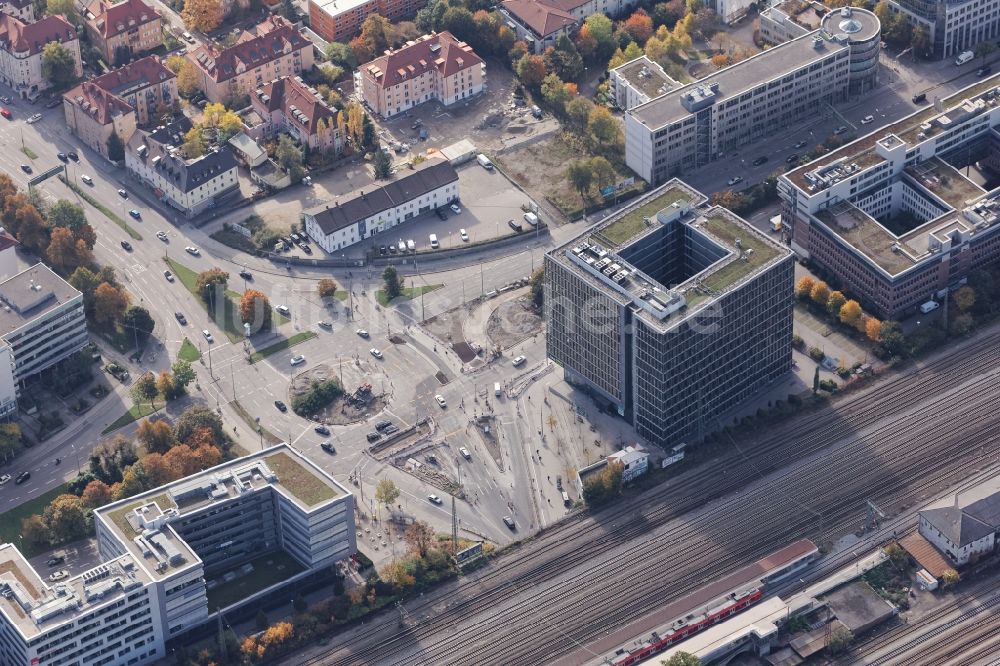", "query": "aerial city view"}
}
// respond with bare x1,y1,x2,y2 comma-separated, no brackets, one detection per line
1,0,1000,661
